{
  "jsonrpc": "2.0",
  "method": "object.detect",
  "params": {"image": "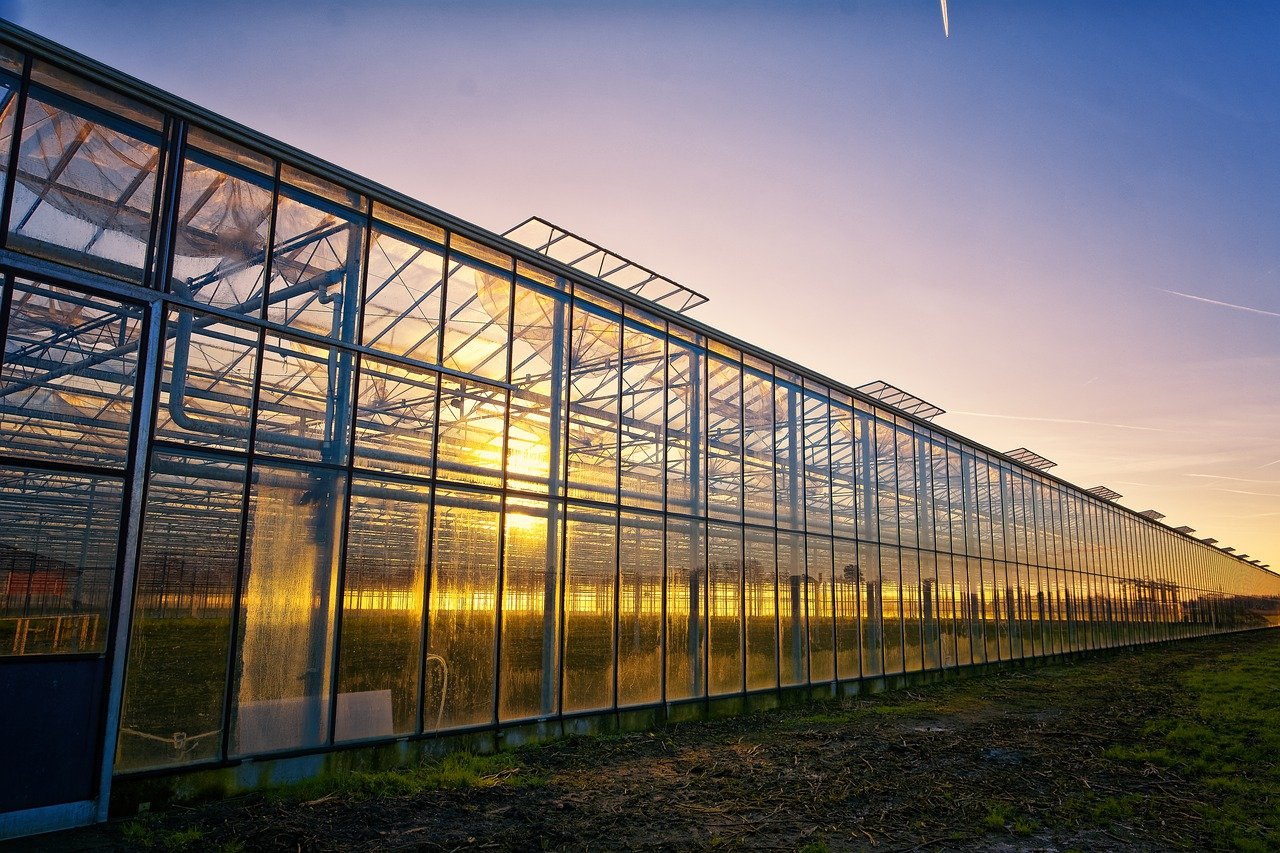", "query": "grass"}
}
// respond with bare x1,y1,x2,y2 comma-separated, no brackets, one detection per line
1097,637,1280,851
268,751,546,804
